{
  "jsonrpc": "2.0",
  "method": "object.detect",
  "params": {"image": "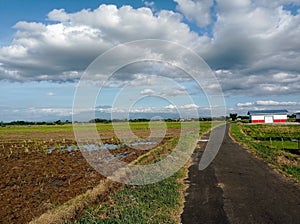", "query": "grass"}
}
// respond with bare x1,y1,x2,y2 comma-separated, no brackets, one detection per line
281,165,300,181
238,124,300,138
230,123,300,182
75,168,187,224
262,141,299,150
0,121,217,134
